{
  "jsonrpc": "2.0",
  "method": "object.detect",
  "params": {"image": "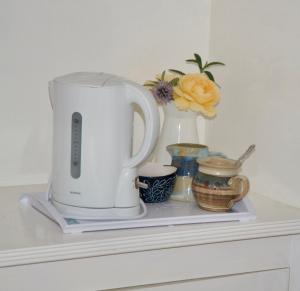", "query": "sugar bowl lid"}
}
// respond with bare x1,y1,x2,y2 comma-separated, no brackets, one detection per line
197,156,241,177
